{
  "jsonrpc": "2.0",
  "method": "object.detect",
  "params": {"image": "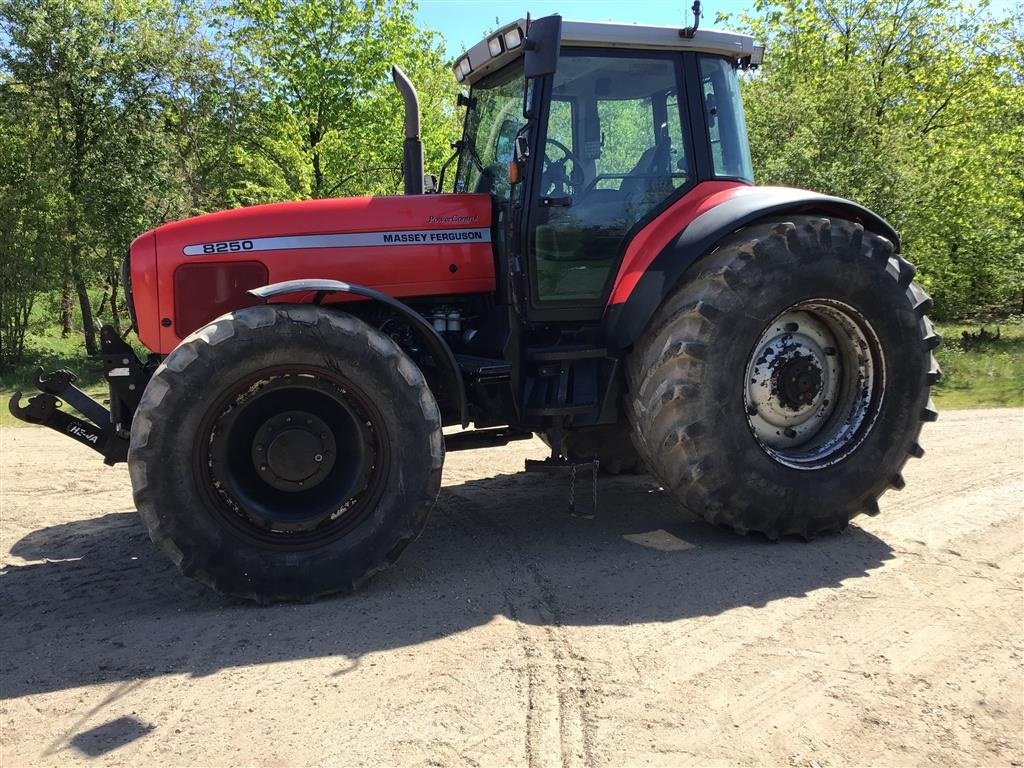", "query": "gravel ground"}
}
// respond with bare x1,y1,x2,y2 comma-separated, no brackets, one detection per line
1,408,1022,767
